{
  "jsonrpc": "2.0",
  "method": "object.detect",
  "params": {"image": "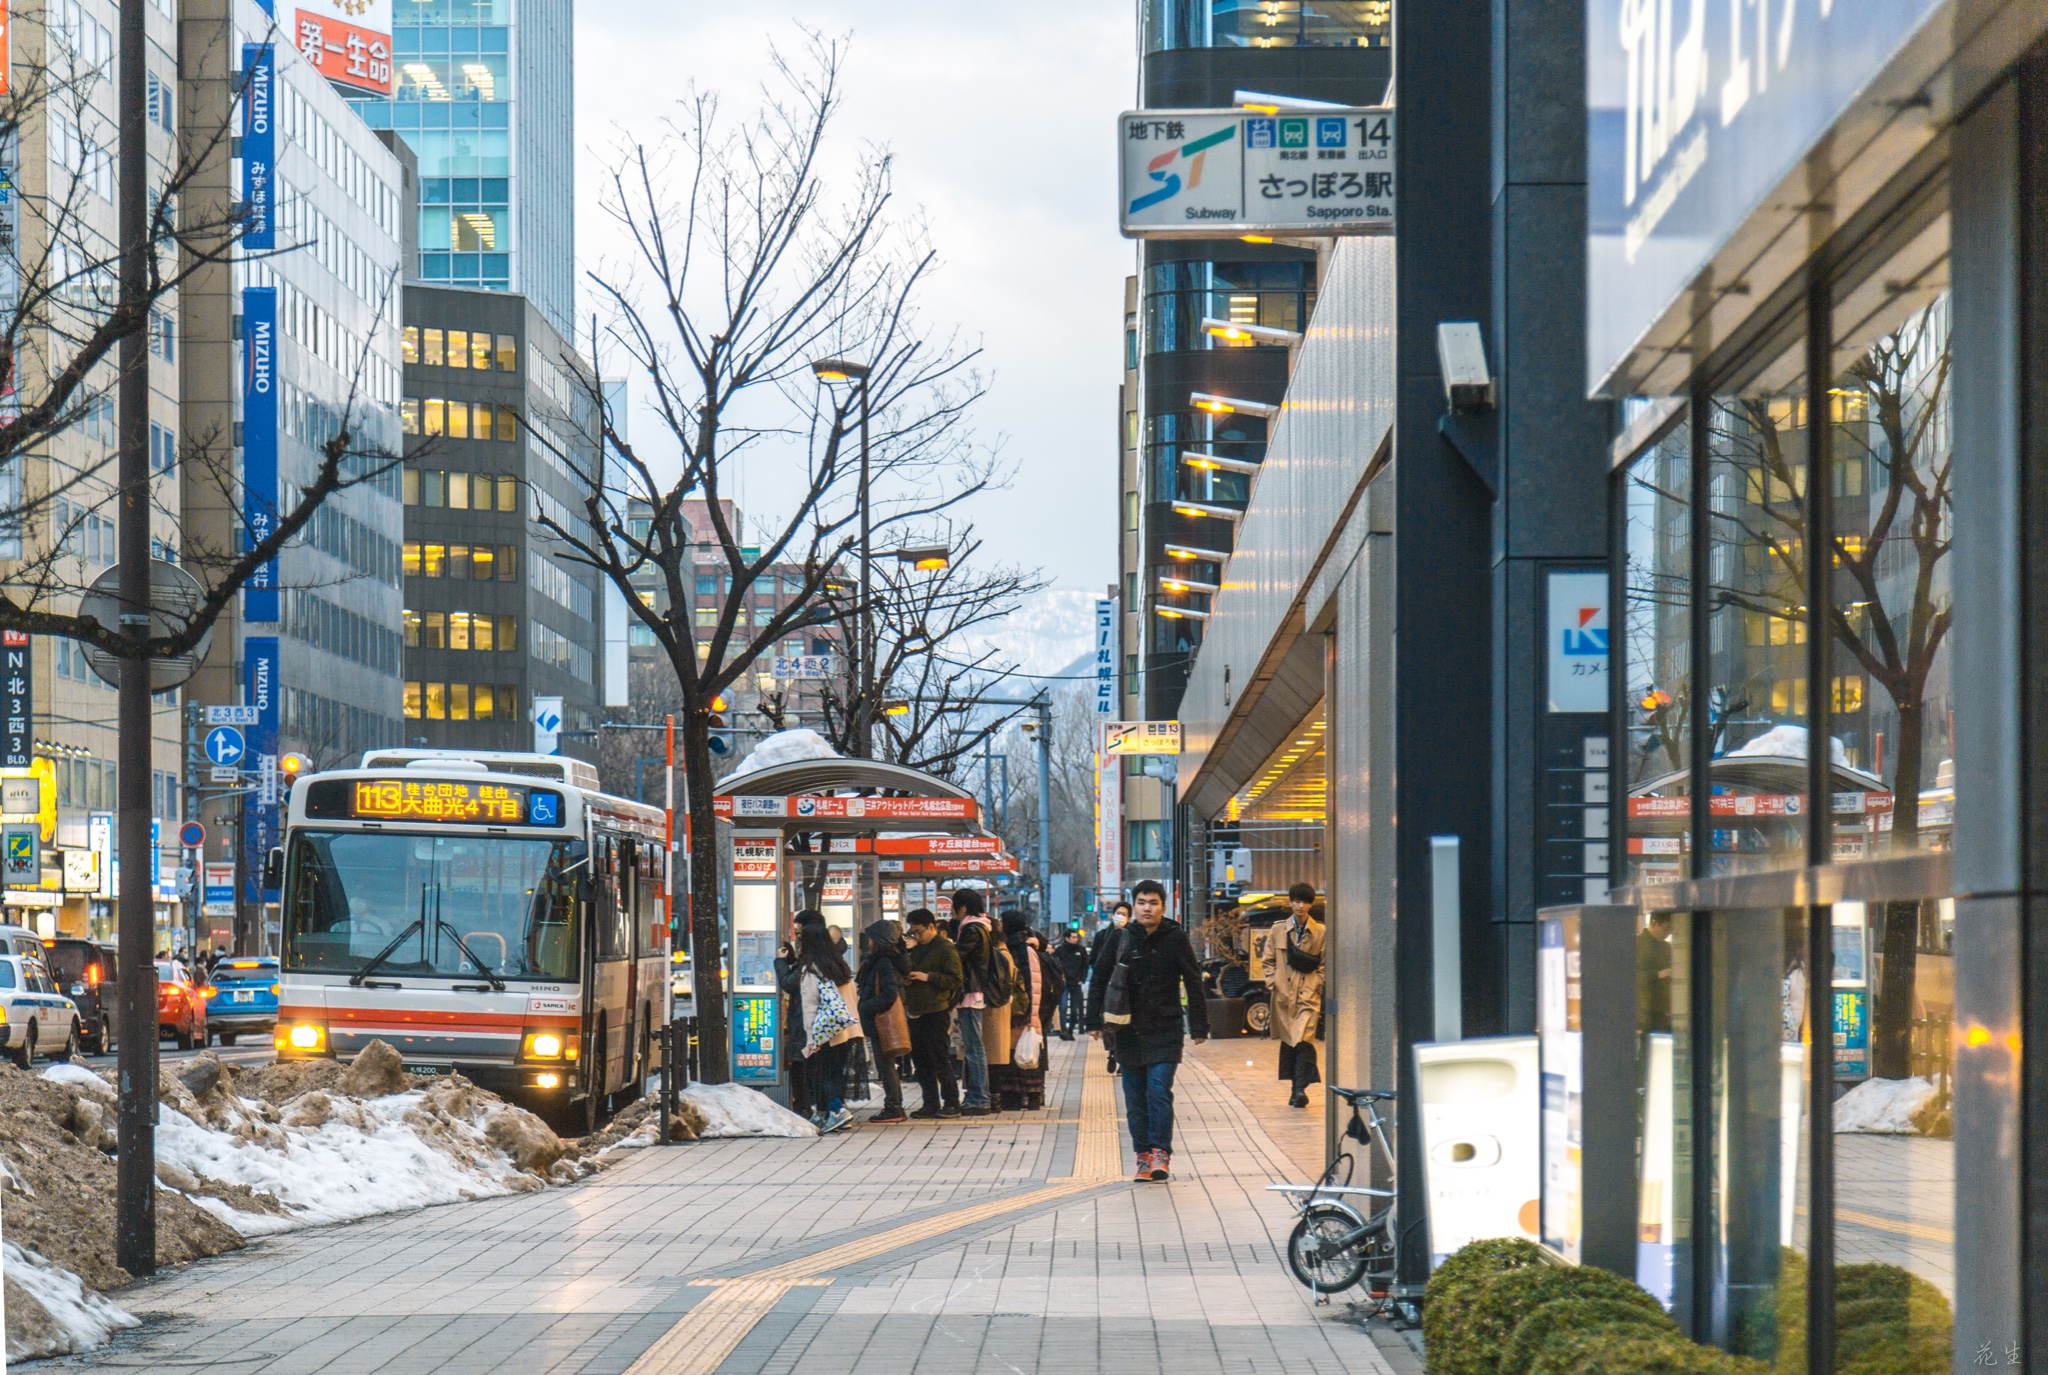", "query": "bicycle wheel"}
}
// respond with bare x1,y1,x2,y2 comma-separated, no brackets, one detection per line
1287,1205,1368,1293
